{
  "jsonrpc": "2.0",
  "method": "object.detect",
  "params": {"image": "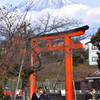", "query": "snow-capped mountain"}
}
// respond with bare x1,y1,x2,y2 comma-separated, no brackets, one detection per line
18,0,78,11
